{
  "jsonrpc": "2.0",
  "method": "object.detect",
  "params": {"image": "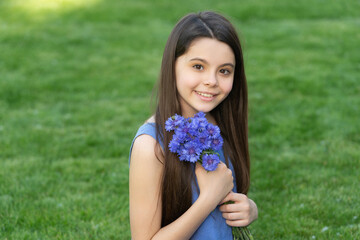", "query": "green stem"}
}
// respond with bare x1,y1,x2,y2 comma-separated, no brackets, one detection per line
232,226,254,240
